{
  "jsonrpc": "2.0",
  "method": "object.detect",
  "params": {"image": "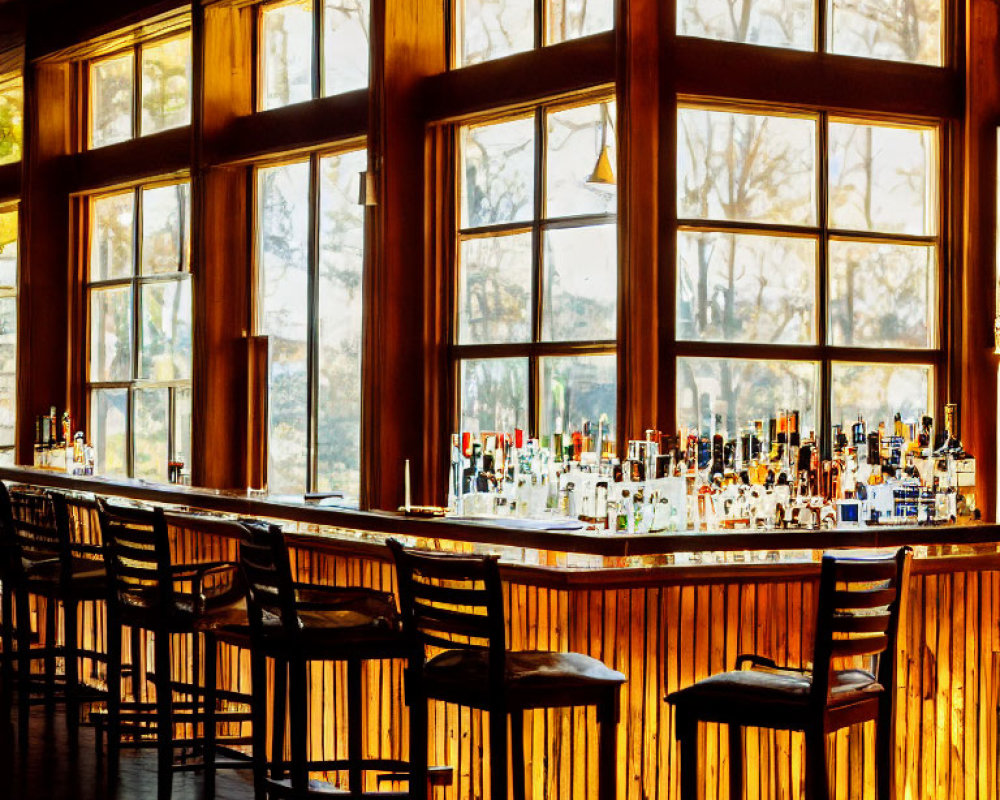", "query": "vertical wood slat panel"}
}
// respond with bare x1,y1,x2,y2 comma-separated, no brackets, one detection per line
59,521,1000,800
